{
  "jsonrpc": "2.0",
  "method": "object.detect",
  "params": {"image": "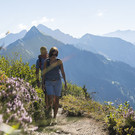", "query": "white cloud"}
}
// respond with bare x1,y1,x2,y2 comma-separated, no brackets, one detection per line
97,12,103,16
12,17,54,33
0,33,6,38
31,21,38,26
96,10,105,17
17,24,27,30
31,16,54,26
